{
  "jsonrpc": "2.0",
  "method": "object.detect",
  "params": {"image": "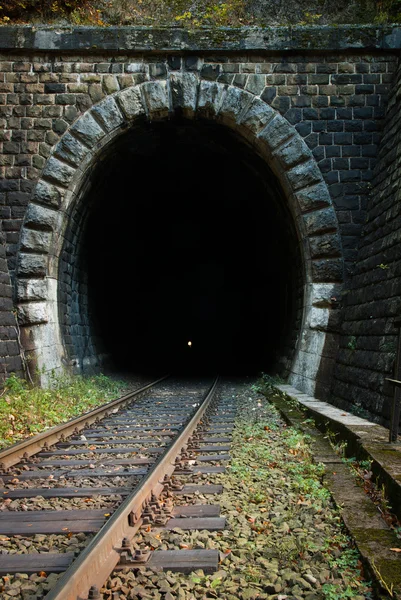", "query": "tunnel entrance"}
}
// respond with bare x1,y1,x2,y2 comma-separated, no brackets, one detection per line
59,118,303,375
